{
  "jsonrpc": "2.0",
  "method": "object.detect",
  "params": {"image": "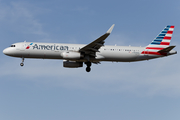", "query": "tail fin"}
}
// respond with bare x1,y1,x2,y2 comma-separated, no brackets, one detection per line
142,25,175,55
147,25,174,48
